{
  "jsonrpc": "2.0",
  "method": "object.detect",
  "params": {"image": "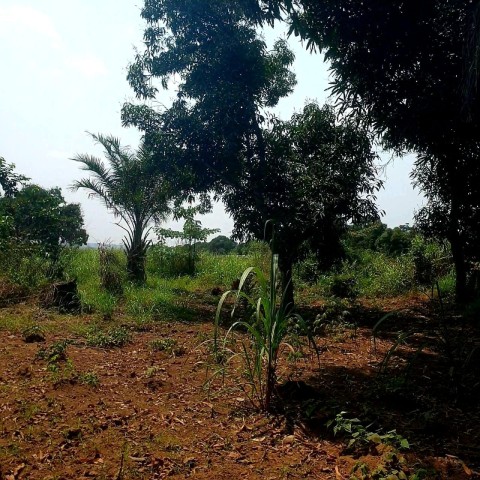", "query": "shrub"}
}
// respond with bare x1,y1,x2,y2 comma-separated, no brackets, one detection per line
409,236,451,288
330,273,358,299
